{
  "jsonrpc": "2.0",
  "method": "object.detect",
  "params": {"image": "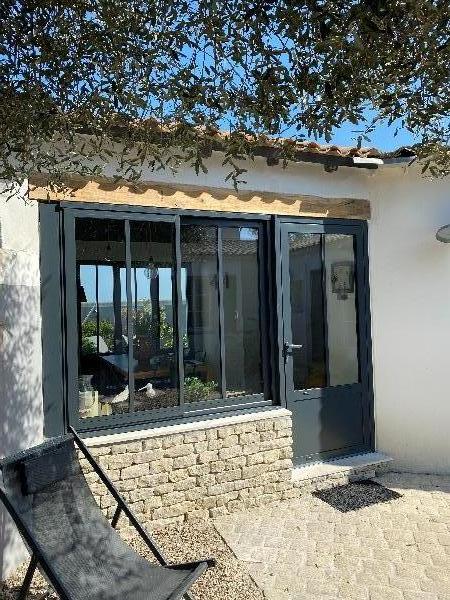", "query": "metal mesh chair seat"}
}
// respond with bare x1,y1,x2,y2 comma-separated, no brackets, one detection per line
0,434,213,600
